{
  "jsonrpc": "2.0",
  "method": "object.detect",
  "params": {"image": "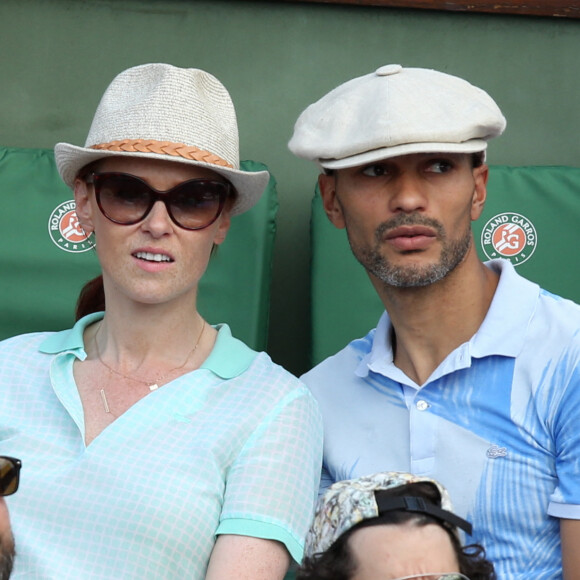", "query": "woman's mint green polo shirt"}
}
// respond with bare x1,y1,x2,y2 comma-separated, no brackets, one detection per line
0,313,322,579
